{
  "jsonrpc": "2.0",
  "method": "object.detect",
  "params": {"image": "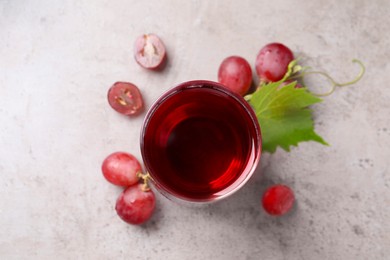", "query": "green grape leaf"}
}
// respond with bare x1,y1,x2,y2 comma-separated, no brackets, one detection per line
248,81,328,153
